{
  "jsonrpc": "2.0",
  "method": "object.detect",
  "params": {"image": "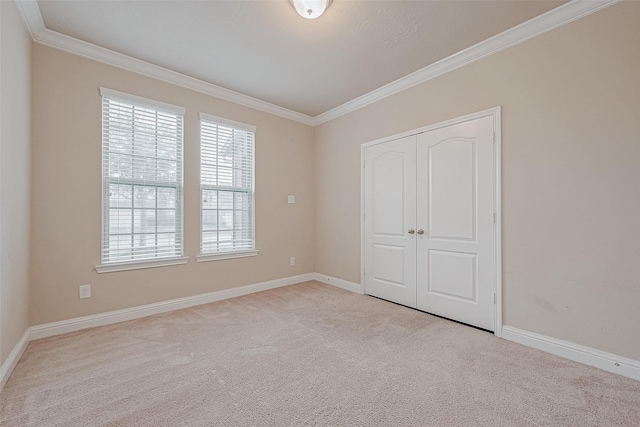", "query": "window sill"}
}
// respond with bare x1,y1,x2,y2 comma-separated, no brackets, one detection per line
95,256,189,273
196,250,259,263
